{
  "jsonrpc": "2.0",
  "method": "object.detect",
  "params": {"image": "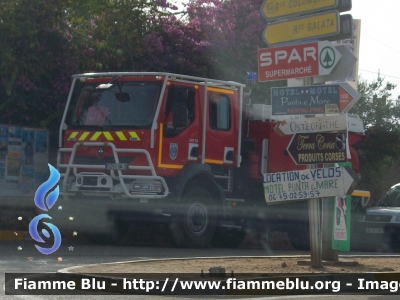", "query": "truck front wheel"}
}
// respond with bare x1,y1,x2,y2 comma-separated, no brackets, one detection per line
170,187,217,248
